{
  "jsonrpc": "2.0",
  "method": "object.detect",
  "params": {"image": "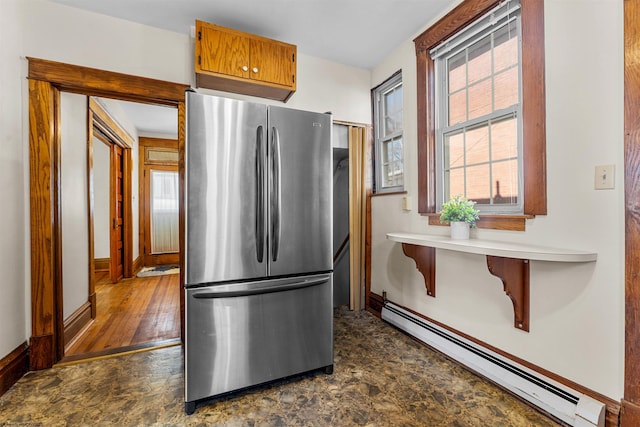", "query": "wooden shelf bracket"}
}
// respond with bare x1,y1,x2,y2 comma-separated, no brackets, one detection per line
486,256,530,332
402,243,436,297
